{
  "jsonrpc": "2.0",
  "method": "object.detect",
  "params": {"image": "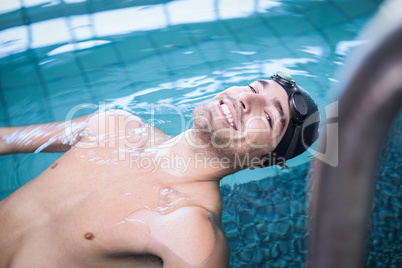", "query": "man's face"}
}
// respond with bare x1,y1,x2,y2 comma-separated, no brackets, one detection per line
192,79,291,161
